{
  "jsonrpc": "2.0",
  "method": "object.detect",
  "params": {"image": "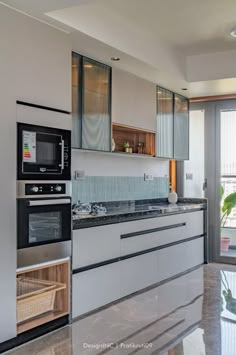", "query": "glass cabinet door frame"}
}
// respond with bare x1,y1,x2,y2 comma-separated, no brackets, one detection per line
156,86,175,159
156,86,189,160
173,92,189,161
72,51,112,152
